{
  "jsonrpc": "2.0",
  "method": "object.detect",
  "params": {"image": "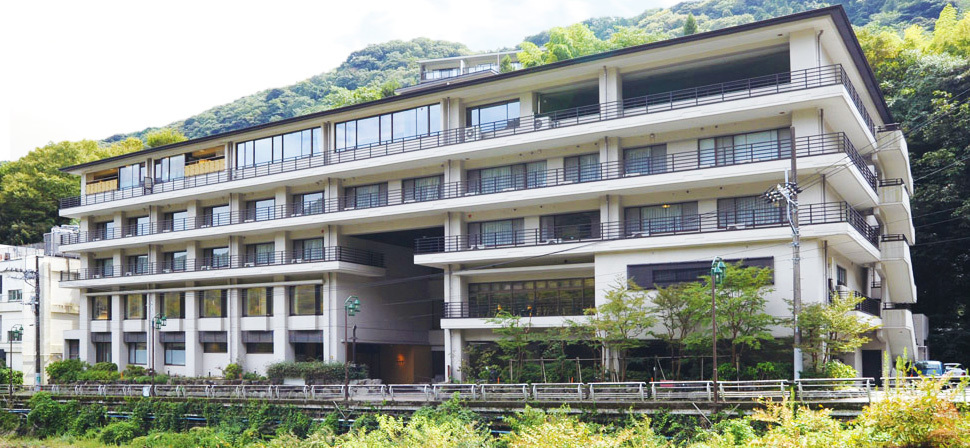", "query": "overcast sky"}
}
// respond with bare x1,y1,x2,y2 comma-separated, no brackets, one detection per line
0,0,679,162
